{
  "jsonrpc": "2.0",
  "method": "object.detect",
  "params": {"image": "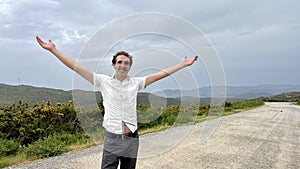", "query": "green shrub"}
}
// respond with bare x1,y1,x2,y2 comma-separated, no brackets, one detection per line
0,138,20,157
52,132,90,145
160,105,180,125
197,104,209,116
24,134,68,158
175,105,198,125
0,100,82,146
224,99,264,113
137,105,181,129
